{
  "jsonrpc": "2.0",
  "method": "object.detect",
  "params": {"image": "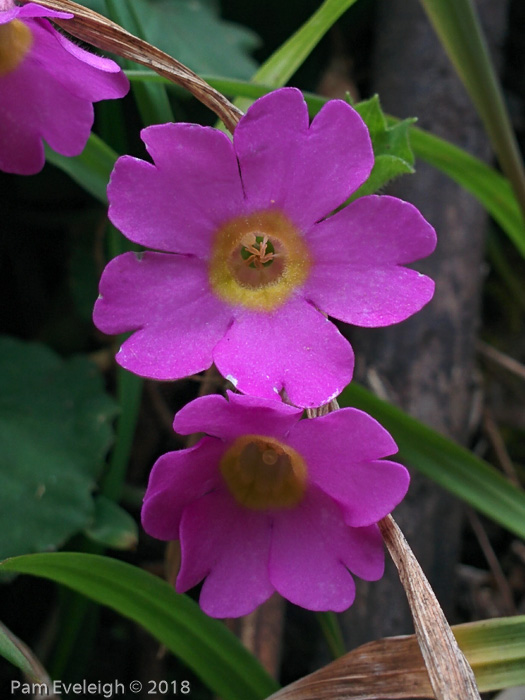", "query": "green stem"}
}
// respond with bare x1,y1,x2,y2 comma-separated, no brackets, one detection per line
316,611,346,659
